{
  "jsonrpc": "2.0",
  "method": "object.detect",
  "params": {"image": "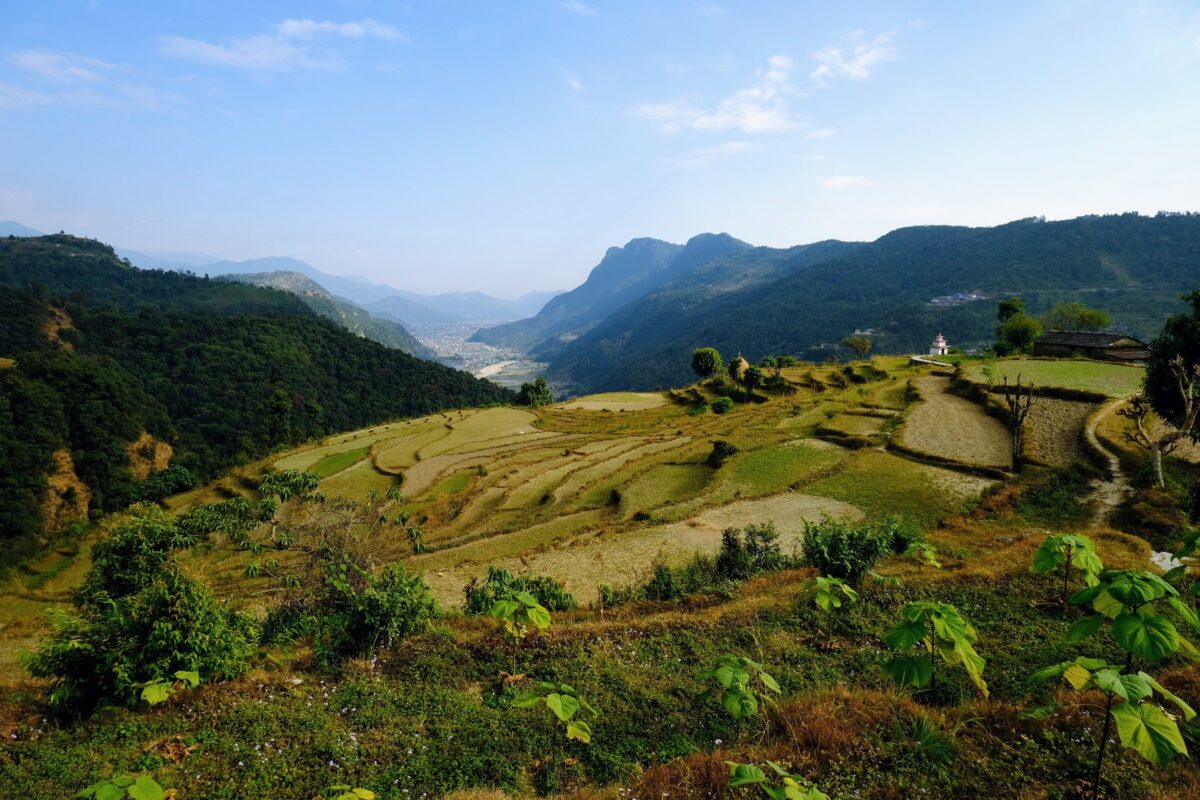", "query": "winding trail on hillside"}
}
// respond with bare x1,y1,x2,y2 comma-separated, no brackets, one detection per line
1084,398,1131,528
